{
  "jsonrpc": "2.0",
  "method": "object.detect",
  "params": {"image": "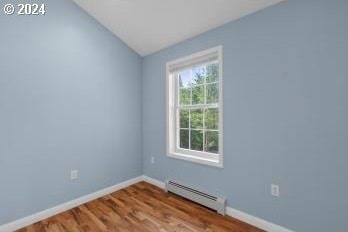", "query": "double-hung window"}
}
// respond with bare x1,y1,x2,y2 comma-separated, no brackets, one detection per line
166,46,223,167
